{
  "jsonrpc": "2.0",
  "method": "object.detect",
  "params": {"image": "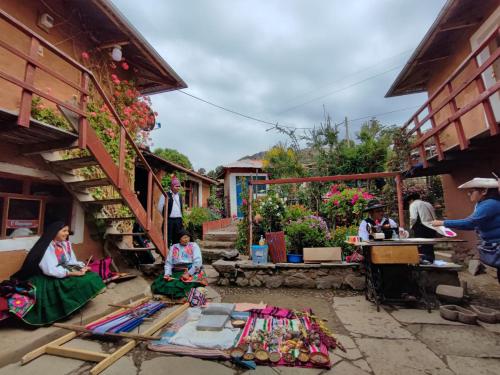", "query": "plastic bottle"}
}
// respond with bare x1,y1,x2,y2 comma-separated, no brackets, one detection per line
258,235,266,246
